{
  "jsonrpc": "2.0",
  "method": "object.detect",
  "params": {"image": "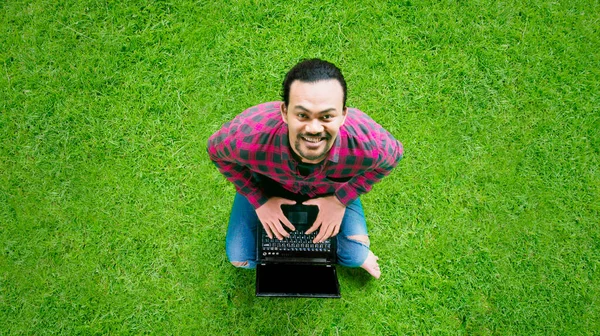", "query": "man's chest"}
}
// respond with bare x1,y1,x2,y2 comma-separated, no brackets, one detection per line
250,161,359,184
